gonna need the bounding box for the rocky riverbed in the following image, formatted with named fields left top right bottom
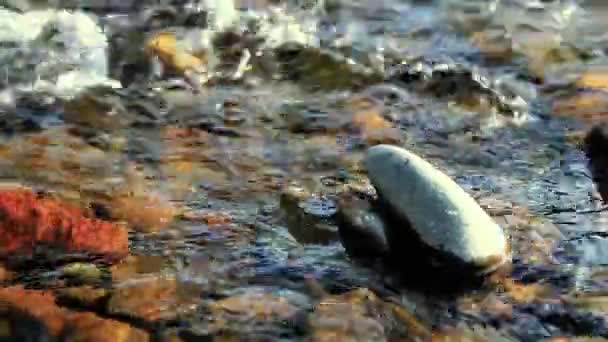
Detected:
left=1, top=0, right=608, bottom=340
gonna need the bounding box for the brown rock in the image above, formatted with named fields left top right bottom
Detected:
left=111, top=255, right=169, bottom=282
left=310, top=288, right=429, bottom=341
left=209, top=292, right=299, bottom=321
left=577, top=68, right=608, bottom=91
left=552, top=91, right=608, bottom=123
left=471, top=29, right=513, bottom=61
left=181, top=210, right=232, bottom=226
left=431, top=324, right=506, bottom=342
left=502, top=279, right=555, bottom=304
left=280, top=184, right=340, bottom=245
left=63, top=90, right=129, bottom=131
left=0, top=265, right=13, bottom=282
left=63, top=311, right=150, bottom=342
left=0, top=286, right=148, bottom=341
left=110, top=194, right=178, bottom=233
left=108, top=276, right=198, bottom=321
left=55, top=286, right=109, bottom=310
left=204, top=289, right=303, bottom=335
left=349, top=97, right=402, bottom=146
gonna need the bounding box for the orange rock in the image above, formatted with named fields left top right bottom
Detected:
left=111, top=255, right=168, bottom=282
left=471, top=30, right=512, bottom=60
left=28, top=135, right=51, bottom=146
left=577, top=69, right=608, bottom=91
left=210, top=292, right=298, bottom=321
left=310, top=288, right=427, bottom=341
left=0, top=286, right=64, bottom=335
left=0, top=189, right=128, bottom=262
left=431, top=324, right=504, bottom=342
left=108, top=276, right=198, bottom=321
left=349, top=97, right=402, bottom=145
left=0, top=286, right=148, bottom=341
left=352, top=109, right=391, bottom=130
left=0, top=265, right=13, bottom=282
left=552, top=91, right=608, bottom=122
left=110, top=194, right=177, bottom=233
left=162, top=127, right=205, bottom=140
left=66, top=311, right=149, bottom=341
left=181, top=210, right=231, bottom=226
left=502, top=279, right=554, bottom=304
left=145, top=32, right=205, bottom=75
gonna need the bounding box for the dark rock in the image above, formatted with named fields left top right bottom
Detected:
left=584, top=123, right=608, bottom=202
left=280, top=184, right=340, bottom=245
left=336, top=192, right=390, bottom=259
left=387, top=59, right=529, bottom=117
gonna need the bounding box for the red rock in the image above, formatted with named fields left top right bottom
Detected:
left=0, top=189, right=128, bottom=262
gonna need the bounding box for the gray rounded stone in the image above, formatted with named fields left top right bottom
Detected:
left=364, top=144, right=510, bottom=273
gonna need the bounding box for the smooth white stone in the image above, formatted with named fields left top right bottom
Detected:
left=365, top=144, right=509, bottom=271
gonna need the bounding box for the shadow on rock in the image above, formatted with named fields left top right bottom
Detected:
left=337, top=192, right=510, bottom=296
left=0, top=309, right=51, bottom=342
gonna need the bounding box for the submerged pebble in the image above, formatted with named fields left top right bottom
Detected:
left=336, top=192, right=390, bottom=259
left=364, top=144, right=510, bottom=274
left=280, top=183, right=340, bottom=245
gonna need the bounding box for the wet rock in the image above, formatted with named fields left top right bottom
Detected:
left=107, top=29, right=151, bottom=88
left=145, top=31, right=210, bottom=90
left=64, top=311, right=151, bottom=341
left=111, top=255, right=170, bottom=282
left=0, top=308, right=52, bottom=341
left=432, top=323, right=509, bottom=342
left=0, top=286, right=149, bottom=341
left=0, top=264, right=13, bottom=283
left=440, top=0, right=497, bottom=33
left=0, top=189, right=129, bottom=263
left=181, top=287, right=308, bottom=338
left=551, top=67, right=608, bottom=121
left=62, top=87, right=129, bottom=130
left=336, top=192, right=390, bottom=259
left=280, top=101, right=340, bottom=134
left=584, top=123, right=608, bottom=202
left=347, top=96, right=403, bottom=146
left=181, top=210, right=232, bottom=226
left=55, top=285, right=110, bottom=309
left=109, top=193, right=178, bottom=233
left=562, top=233, right=608, bottom=267
left=552, top=91, right=608, bottom=122
left=280, top=183, right=340, bottom=245
left=387, top=59, right=529, bottom=118
left=108, top=276, right=198, bottom=322
left=565, top=292, right=608, bottom=313
left=471, top=27, right=513, bottom=61
left=577, top=68, right=608, bottom=92
left=364, top=145, right=510, bottom=274
left=60, top=262, right=104, bottom=285
left=207, top=289, right=302, bottom=327
left=275, top=43, right=382, bottom=91
left=309, top=288, right=428, bottom=341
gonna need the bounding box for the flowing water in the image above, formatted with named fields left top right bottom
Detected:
left=1, top=0, right=608, bottom=340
